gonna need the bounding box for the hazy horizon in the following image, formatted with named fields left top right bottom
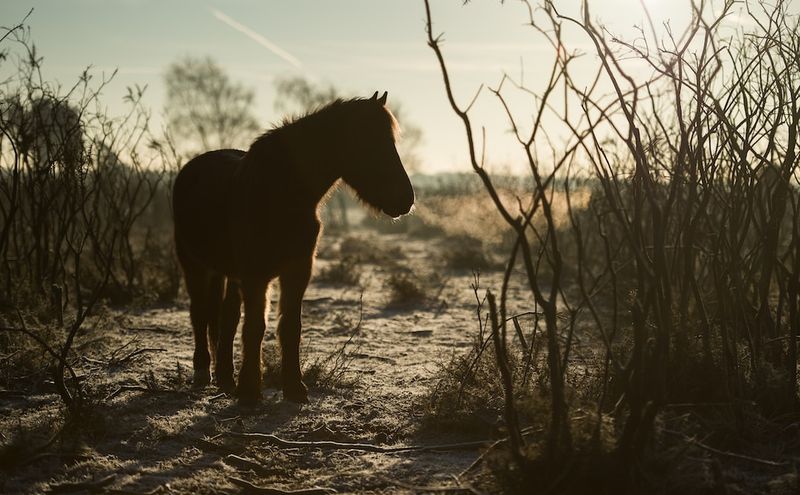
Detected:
left=1, top=0, right=760, bottom=173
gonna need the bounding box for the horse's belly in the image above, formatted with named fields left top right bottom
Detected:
left=230, top=215, right=320, bottom=280
left=175, top=222, right=236, bottom=276
left=173, top=150, right=242, bottom=276
left=174, top=149, right=321, bottom=280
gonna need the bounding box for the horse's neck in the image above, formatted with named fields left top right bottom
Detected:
left=280, top=124, right=343, bottom=204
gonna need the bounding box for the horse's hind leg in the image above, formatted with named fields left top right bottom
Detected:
left=215, top=278, right=241, bottom=393
left=206, top=274, right=225, bottom=362
left=183, top=265, right=214, bottom=388
left=235, top=277, right=270, bottom=405
left=277, top=257, right=312, bottom=403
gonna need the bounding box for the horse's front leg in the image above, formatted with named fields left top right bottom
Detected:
left=235, top=278, right=269, bottom=405
left=278, top=258, right=312, bottom=403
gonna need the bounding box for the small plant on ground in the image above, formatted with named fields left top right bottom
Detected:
left=339, top=235, right=405, bottom=264
left=422, top=279, right=544, bottom=435
left=317, top=256, right=362, bottom=286
left=263, top=298, right=364, bottom=391
left=441, top=234, right=492, bottom=271
left=384, top=271, right=429, bottom=307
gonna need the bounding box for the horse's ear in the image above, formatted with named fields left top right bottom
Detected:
left=370, top=91, right=379, bottom=101
left=378, top=91, right=388, bottom=105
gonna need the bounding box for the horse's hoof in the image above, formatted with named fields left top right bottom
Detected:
left=282, top=382, right=308, bottom=403
left=191, top=371, right=211, bottom=389
left=234, top=385, right=262, bottom=406
left=237, top=395, right=261, bottom=407
left=217, top=382, right=236, bottom=394
left=214, top=375, right=236, bottom=394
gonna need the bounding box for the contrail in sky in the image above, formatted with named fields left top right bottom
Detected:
left=210, top=8, right=303, bottom=69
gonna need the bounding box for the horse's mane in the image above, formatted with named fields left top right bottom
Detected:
left=250, top=97, right=400, bottom=151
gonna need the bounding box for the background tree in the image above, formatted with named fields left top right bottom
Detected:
left=163, top=56, right=260, bottom=156
left=274, top=76, right=339, bottom=113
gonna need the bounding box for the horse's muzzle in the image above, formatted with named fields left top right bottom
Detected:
left=383, top=203, right=413, bottom=218
left=386, top=188, right=415, bottom=217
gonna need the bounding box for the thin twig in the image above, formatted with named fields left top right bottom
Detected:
left=0, top=8, right=32, bottom=44
left=224, top=454, right=278, bottom=475
left=123, top=325, right=176, bottom=334
left=380, top=476, right=480, bottom=494
left=460, top=426, right=540, bottom=477
left=48, top=474, right=116, bottom=493
left=695, top=441, right=789, bottom=467
left=228, top=477, right=336, bottom=495
left=664, top=429, right=790, bottom=467
left=106, top=486, right=164, bottom=495
left=226, top=431, right=495, bottom=453
left=104, top=385, right=187, bottom=402
left=113, top=347, right=167, bottom=365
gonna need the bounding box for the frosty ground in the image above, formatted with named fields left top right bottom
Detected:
left=1, top=227, right=523, bottom=494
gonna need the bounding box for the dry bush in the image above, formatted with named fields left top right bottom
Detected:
left=301, top=337, right=361, bottom=391
left=316, top=256, right=362, bottom=286
left=0, top=30, right=180, bottom=312
left=425, top=0, right=800, bottom=492
left=0, top=25, right=181, bottom=445
left=423, top=342, right=511, bottom=434
left=337, top=234, right=405, bottom=265
left=0, top=317, right=63, bottom=391
left=439, top=234, right=493, bottom=271
left=384, top=271, right=430, bottom=307
left=423, top=308, right=547, bottom=436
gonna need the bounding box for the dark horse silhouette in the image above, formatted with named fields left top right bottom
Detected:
left=173, top=92, right=414, bottom=404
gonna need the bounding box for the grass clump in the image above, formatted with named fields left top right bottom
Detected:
left=263, top=305, right=363, bottom=392
left=316, top=256, right=362, bottom=286
left=384, top=272, right=429, bottom=307
left=441, top=234, right=492, bottom=271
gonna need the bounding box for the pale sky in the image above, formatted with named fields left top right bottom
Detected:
left=0, top=0, right=762, bottom=172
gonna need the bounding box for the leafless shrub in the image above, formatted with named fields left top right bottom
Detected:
left=423, top=342, right=510, bottom=433
left=0, top=29, right=180, bottom=310
left=423, top=277, right=545, bottom=435
left=425, top=0, right=800, bottom=491
left=0, top=25, right=181, bottom=446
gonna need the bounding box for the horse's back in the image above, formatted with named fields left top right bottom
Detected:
left=173, top=149, right=245, bottom=275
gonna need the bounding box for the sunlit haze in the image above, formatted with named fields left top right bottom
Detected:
left=1, top=0, right=749, bottom=172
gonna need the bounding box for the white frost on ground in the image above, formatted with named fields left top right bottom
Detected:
left=1, top=230, right=530, bottom=494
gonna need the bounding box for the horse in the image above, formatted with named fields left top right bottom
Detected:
left=172, top=91, right=414, bottom=405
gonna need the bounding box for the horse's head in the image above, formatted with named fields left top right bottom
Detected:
left=339, top=92, right=415, bottom=218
